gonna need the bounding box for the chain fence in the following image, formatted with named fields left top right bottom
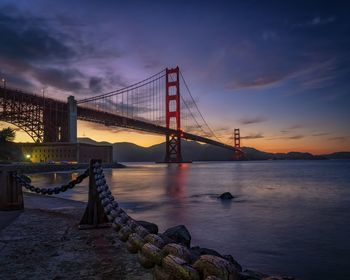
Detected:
left=13, top=163, right=241, bottom=279
left=14, top=168, right=89, bottom=195
left=92, top=162, right=240, bottom=280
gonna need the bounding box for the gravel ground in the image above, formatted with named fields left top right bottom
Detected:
left=0, top=193, right=152, bottom=280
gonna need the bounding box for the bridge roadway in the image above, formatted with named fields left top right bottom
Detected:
left=0, top=87, right=237, bottom=152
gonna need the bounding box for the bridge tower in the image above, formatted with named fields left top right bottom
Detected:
left=234, top=128, right=243, bottom=160
left=164, top=67, right=183, bottom=162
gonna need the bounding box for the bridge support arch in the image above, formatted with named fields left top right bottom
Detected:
left=164, top=67, right=183, bottom=163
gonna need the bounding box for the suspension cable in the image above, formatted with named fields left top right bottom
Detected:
left=179, top=70, right=221, bottom=142
left=78, top=69, right=166, bottom=104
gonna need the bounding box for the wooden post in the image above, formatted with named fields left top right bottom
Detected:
left=0, top=167, right=24, bottom=210
left=79, top=159, right=110, bottom=229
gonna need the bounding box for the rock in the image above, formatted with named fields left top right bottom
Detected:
left=136, top=220, right=158, bottom=234
left=189, top=247, right=242, bottom=272
left=189, top=246, right=221, bottom=263
left=162, top=225, right=191, bottom=248
left=240, top=269, right=269, bottom=280
left=158, top=233, right=176, bottom=245
left=218, top=192, right=234, bottom=200
left=222, top=254, right=242, bottom=272
left=262, top=277, right=295, bottom=280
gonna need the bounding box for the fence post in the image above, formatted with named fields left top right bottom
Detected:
left=79, top=159, right=110, bottom=229
left=0, top=167, right=24, bottom=210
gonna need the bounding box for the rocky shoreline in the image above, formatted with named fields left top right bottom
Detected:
left=0, top=193, right=295, bottom=280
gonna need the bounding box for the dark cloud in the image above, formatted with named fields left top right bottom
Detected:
left=0, top=6, right=125, bottom=95
left=32, top=67, right=84, bottom=92
left=226, top=71, right=291, bottom=90
left=287, top=124, right=304, bottom=130
left=226, top=58, right=345, bottom=91
left=239, top=116, right=266, bottom=125
left=0, top=6, right=86, bottom=93
left=268, top=134, right=305, bottom=140
left=0, top=8, right=76, bottom=63
left=294, top=16, right=337, bottom=28
left=312, top=132, right=331, bottom=137
left=215, top=127, right=230, bottom=132
left=240, top=133, right=264, bottom=140
left=328, top=136, right=347, bottom=141
left=89, top=77, right=103, bottom=93
left=288, top=135, right=304, bottom=140
left=81, top=121, right=138, bottom=134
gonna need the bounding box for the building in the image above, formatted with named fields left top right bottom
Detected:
left=21, top=142, right=113, bottom=164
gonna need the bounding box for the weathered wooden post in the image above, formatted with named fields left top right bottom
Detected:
left=79, top=159, right=109, bottom=229
left=0, top=166, right=24, bottom=210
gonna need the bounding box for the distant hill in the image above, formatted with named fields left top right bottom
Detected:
left=321, top=152, right=350, bottom=160
left=78, top=137, right=350, bottom=162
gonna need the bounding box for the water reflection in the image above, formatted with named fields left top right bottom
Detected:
left=162, top=163, right=189, bottom=228
left=165, top=163, right=188, bottom=201
left=28, top=160, right=350, bottom=280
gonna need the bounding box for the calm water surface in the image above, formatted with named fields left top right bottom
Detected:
left=30, top=160, right=350, bottom=280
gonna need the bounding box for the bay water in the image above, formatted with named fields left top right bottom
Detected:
left=30, top=160, right=350, bottom=280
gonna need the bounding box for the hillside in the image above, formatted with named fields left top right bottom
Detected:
left=78, top=138, right=350, bottom=162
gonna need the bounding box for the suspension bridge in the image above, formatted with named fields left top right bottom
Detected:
left=0, top=67, right=242, bottom=162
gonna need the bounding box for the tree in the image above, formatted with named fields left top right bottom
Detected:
left=0, top=127, right=16, bottom=143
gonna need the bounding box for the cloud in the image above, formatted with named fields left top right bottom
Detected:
left=309, top=16, right=336, bottom=26
left=288, top=135, right=304, bottom=140
left=287, top=124, right=304, bottom=130
left=312, top=132, right=331, bottom=137
left=268, top=134, right=305, bottom=140
left=0, top=6, right=127, bottom=96
left=239, top=116, right=266, bottom=125
left=328, top=136, right=347, bottom=141
left=226, top=72, right=290, bottom=90
left=293, top=16, right=336, bottom=28
left=89, top=77, right=103, bottom=93
left=0, top=8, right=76, bottom=63
left=32, top=67, right=84, bottom=92
left=240, top=133, right=264, bottom=140
left=225, top=55, right=343, bottom=92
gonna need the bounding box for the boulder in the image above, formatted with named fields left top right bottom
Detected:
left=162, top=225, right=191, bottom=248
left=158, top=233, right=176, bottom=245
left=240, top=269, right=269, bottom=280
left=189, top=246, right=221, bottom=263
left=136, top=220, right=158, bottom=234
left=222, top=254, right=242, bottom=272
left=189, top=247, right=242, bottom=272
left=219, top=192, right=234, bottom=200
left=262, top=277, right=295, bottom=280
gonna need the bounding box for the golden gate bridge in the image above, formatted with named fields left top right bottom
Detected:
left=0, top=67, right=242, bottom=162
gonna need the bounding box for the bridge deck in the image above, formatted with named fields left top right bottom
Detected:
left=1, top=87, right=237, bottom=152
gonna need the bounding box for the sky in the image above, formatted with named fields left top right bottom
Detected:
left=0, top=0, right=349, bottom=154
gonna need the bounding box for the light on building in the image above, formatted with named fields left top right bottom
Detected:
left=25, top=154, right=31, bottom=159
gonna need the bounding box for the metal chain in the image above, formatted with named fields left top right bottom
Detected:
left=14, top=168, right=89, bottom=195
